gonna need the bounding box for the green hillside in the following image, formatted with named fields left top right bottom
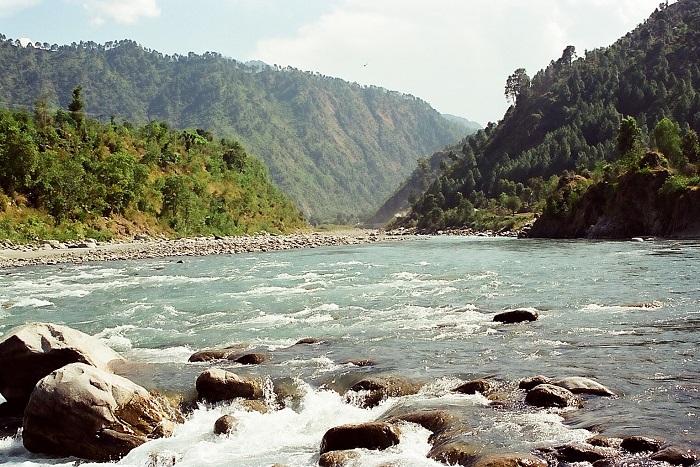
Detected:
left=0, top=95, right=306, bottom=242
left=390, top=0, right=700, bottom=232
left=0, top=37, right=467, bottom=224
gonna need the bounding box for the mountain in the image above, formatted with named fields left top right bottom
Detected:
left=390, top=0, right=700, bottom=231
left=442, top=114, right=482, bottom=133
left=0, top=36, right=468, bottom=224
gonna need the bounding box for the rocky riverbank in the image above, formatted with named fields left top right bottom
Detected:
left=0, top=231, right=399, bottom=269
left=1, top=322, right=698, bottom=465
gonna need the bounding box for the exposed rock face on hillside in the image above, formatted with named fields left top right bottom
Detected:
left=529, top=153, right=700, bottom=239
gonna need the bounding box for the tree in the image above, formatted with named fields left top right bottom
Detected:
left=67, top=86, right=85, bottom=128
left=505, top=68, right=531, bottom=105
left=617, top=116, right=642, bottom=156
left=681, top=127, right=700, bottom=163
left=654, top=117, right=684, bottom=167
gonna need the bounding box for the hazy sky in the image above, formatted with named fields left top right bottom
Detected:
left=1, top=0, right=664, bottom=125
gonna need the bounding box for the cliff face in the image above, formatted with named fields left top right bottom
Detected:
left=529, top=154, right=700, bottom=239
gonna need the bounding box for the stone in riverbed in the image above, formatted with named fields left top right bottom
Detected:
left=650, top=446, right=699, bottom=466
left=620, top=435, right=664, bottom=453
left=453, top=378, right=492, bottom=395
left=553, top=443, right=615, bottom=463
left=195, top=368, right=263, bottom=402
left=551, top=376, right=615, bottom=397
left=493, top=309, right=539, bottom=324
left=0, top=322, right=124, bottom=405
left=22, top=362, right=181, bottom=462
left=319, top=422, right=400, bottom=455
left=345, top=375, right=422, bottom=408
left=213, top=414, right=238, bottom=435
left=233, top=353, right=269, bottom=365
left=473, top=453, right=548, bottom=467
left=318, top=450, right=360, bottom=467
left=525, top=384, right=582, bottom=408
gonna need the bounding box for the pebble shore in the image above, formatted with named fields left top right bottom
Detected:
left=0, top=231, right=401, bottom=269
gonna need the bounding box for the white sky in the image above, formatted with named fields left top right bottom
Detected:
left=0, top=0, right=664, bottom=125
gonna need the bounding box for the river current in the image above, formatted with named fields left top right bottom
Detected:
left=0, top=236, right=698, bottom=466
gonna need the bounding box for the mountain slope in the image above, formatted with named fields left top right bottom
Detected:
left=0, top=37, right=468, bottom=223
left=390, top=0, right=700, bottom=230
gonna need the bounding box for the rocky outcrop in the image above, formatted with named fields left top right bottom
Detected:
left=22, top=362, right=181, bottom=461
left=0, top=322, right=123, bottom=405
left=195, top=368, right=263, bottom=402
left=319, top=422, right=401, bottom=455
left=529, top=154, right=700, bottom=239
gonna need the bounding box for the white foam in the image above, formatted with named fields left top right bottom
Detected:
left=6, top=297, right=54, bottom=308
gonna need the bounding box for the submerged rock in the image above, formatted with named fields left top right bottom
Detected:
left=22, top=363, right=181, bottom=461
left=525, top=384, right=582, bottom=408
left=0, top=322, right=124, bottom=405
left=493, top=309, right=539, bottom=324
left=319, top=422, right=400, bottom=454
left=195, top=368, right=263, bottom=402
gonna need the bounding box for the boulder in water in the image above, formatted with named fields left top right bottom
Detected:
left=196, top=368, right=263, bottom=402
left=233, top=353, right=269, bottom=365
left=0, top=322, right=124, bottom=404
left=493, top=309, right=539, bottom=324
left=473, top=453, right=548, bottom=467
left=620, top=435, right=664, bottom=453
left=346, top=375, right=422, bottom=408
left=525, top=384, right=582, bottom=408
left=318, top=450, right=360, bottom=467
left=551, top=376, right=615, bottom=396
left=650, top=446, right=698, bottom=466
left=453, top=378, right=492, bottom=395
left=213, top=414, right=238, bottom=435
left=22, top=362, right=181, bottom=461
left=319, top=422, right=400, bottom=454
left=519, top=375, right=551, bottom=390
left=553, top=443, right=615, bottom=463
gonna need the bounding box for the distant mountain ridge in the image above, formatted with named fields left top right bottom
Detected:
left=0, top=36, right=469, bottom=223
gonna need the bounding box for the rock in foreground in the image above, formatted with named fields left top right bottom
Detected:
left=0, top=322, right=124, bottom=404
left=22, top=363, right=181, bottom=461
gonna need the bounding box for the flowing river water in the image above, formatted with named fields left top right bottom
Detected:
left=0, top=236, right=698, bottom=466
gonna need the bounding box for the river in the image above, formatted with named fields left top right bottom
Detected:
left=0, top=236, right=698, bottom=466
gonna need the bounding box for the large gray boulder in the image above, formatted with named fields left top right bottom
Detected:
left=0, top=322, right=123, bottom=404
left=22, top=363, right=181, bottom=461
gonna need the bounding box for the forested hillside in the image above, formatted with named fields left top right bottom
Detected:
left=0, top=37, right=468, bottom=223
left=0, top=92, right=306, bottom=242
left=390, top=0, right=700, bottom=231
